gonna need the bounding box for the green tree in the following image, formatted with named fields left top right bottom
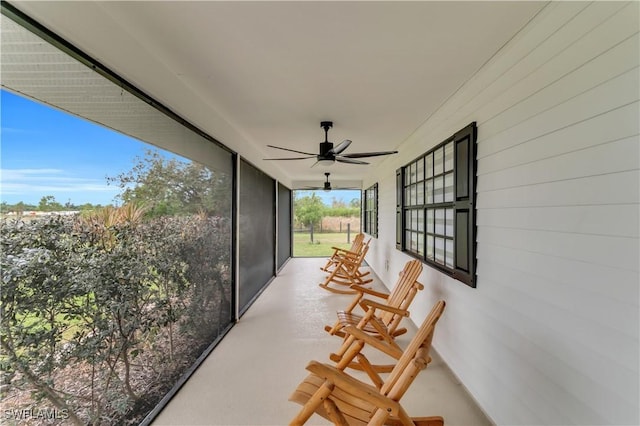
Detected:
left=15, top=202, right=23, bottom=215
left=294, top=192, right=325, bottom=242
left=38, top=195, right=63, bottom=212
left=78, top=202, right=96, bottom=212
left=107, top=149, right=231, bottom=217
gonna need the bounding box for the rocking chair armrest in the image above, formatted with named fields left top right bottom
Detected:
left=331, top=247, right=359, bottom=256
left=342, top=325, right=404, bottom=359
left=305, top=360, right=400, bottom=416
left=361, top=299, right=410, bottom=317
left=349, top=285, right=389, bottom=300
left=336, top=252, right=361, bottom=262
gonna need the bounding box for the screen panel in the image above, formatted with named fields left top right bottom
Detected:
left=239, top=159, right=275, bottom=314
left=0, top=10, right=235, bottom=425
left=277, top=182, right=292, bottom=270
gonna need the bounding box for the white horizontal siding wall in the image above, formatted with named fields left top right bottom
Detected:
left=368, top=2, right=639, bottom=425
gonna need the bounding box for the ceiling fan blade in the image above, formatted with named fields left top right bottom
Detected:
left=263, top=156, right=315, bottom=160
left=336, top=157, right=369, bottom=165
left=328, top=139, right=352, bottom=155
left=266, top=144, right=316, bottom=156
left=341, top=150, right=398, bottom=159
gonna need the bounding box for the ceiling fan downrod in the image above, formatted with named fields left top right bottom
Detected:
left=320, top=121, right=333, bottom=140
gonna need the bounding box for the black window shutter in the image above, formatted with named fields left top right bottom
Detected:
left=361, top=190, right=366, bottom=234
left=453, top=122, right=477, bottom=287
left=396, top=168, right=403, bottom=249
left=373, top=183, right=378, bottom=238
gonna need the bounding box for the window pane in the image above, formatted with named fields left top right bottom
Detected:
left=406, top=231, right=413, bottom=251
left=426, top=235, right=434, bottom=260
left=426, top=179, right=433, bottom=204
left=416, top=157, right=424, bottom=182
left=444, top=172, right=454, bottom=202
left=416, top=181, right=424, bottom=205
left=435, top=237, right=445, bottom=264
left=405, top=210, right=413, bottom=230
left=411, top=184, right=417, bottom=206
left=417, top=209, right=424, bottom=232
left=434, top=146, right=444, bottom=175
left=435, top=208, right=445, bottom=235
left=426, top=209, right=434, bottom=233
left=445, top=208, right=454, bottom=237
left=434, top=175, right=444, bottom=203
left=405, top=187, right=412, bottom=207
left=418, top=232, right=424, bottom=256
left=409, top=162, right=417, bottom=184
left=425, top=153, right=433, bottom=178
left=446, top=239, right=454, bottom=268
left=412, top=232, right=418, bottom=252
left=444, top=141, right=454, bottom=172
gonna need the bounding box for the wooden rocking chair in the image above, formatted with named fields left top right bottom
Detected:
left=322, top=233, right=367, bottom=273
left=319, top=239, right=372, bottom=294
left=324, top=259, right=424, bottom=372
left=324, top=259, right=424, bottom=337
left=289, top=300, right=446, bottom=426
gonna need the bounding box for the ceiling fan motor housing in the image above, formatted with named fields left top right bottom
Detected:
left=319, top=121, right=335, bottom=159
left=319, top=141, right=335, bottom=158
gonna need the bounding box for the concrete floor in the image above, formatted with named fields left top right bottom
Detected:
left=152, top=257, right=492, bottom=426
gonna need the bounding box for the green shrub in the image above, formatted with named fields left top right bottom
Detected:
left=1, top=211, right=231, bottom=425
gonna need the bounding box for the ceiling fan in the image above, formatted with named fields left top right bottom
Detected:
left=302, top=173, right=358, bottom=192
left=264, top=121, right=398, bottom=166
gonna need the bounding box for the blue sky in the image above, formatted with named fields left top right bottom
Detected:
left=295, top=189, right=360, bottom=207
left=1, top=89, right=149, bottom=206
left=1, top=89, right=360, bottom=207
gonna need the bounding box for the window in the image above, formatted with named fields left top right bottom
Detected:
left=396, top=123, right=477, bottom=287
left=363, top=183, right=378, bottom=238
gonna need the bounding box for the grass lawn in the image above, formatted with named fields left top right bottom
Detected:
left=293, top=232, right=355, bottom=257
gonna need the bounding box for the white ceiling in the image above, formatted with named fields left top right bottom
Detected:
left=9, top=1, right=546, bottom=188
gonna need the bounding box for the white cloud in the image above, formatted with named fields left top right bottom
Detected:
left=1, top=169, right=65, bottom=179
left=0, top=168, right=117, bottom=203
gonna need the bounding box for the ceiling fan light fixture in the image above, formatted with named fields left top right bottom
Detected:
left=317, top=159, right=334, bottom=166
